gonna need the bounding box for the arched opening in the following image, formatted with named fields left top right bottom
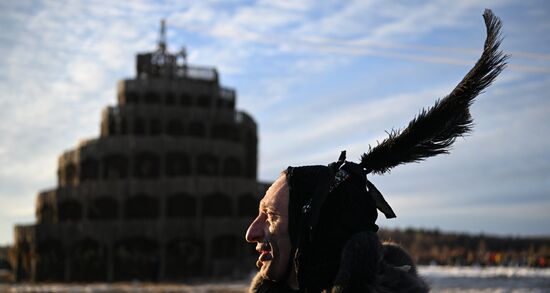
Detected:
left=88, top=196, right=118, bottom=220
left=202, top=193, right=232, bottom=217
left=210, top=234, right=239, bottom=276
left=212, top=124, right=239, bottom=141
left=197, top=153, right=218, bottom=176
left=166, top=193, right=196, bottom=218
left=197, top=95, right=211, bottom=108
left=102, top=154, right=128, bottom=179
left=188, top=121, right=205, bottom=137
left=15, top=240, right=31, bottom=281
left=124, top=194, right=159, bottom=219
left=238, top=194, right=258, bottom=218
left=165, top=92, right=175, bottom=105
left=80, top=158, right=99, bottom=181
left=229, top=126, right=239, bottom=141
left=70, top=239, right=106, bottom=282
left=64, top=163, right=77, bottom=185
left=108, top=119, right=116, bottom=135
left=36, top=239, right=65, bottom=281
left=165, top=238, right=203, bottom=279
left=211, top=235, right=238, bottom=259
left=58, top=199, right=82, bottom=222
left=114, top=237, right=159, bottom=281
left=166, top=119, right=184, bottom=136
left=144, top=92, right=160, bottom=104
left=222, top=157, right=242, bottom=176
left=38, top=202, right=55, bottom=223
left=120, top=117, right=128, bottom=135
left=180, top=94, right=192, bottom=106
left=150, top=118, right=161, bottom=135
left=212, top=124, right=224, bottom=139
left=125, top=91, right=139, bottom=104
left=165, top=152, right=190, bottom=177
left=133, top=117, right=146, bottom=135
left=133, top=152, right=160, bottom=178
left=244, top=131, right=258, bottom=178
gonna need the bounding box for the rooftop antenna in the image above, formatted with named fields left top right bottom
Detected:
left=179, top=46, right=187, bottom=64
left=158, top=19, right=166, bottom=52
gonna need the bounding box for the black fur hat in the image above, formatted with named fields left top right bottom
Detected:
left=284, top=9, right=507, bottom=292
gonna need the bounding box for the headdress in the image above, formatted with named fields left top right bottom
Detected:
left=285, top=9, right=508, bottom=291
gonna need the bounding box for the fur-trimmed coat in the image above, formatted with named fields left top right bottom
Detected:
left=249, top=232, right=429, bottom=293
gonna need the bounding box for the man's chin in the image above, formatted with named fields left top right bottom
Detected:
left=260, top=261, right=286, bottom=282
left=259, top=262, right=273, bottom=278
left=259, top=260, right=270, bottom=274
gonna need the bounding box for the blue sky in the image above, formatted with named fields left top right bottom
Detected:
left=0, top=0, right=549, bottom=245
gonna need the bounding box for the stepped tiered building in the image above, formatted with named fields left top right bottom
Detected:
left=13, top=23, right=264, bottom=282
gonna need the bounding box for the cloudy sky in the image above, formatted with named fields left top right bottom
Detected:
left=1, top=0, right=549, bottom=245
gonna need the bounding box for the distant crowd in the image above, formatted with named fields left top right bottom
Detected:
left=378, top=228, right=549, bottom=268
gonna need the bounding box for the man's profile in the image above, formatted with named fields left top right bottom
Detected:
left=245, top=9, right=507, bottom=293
left=246, top=174, right=297, bottom=289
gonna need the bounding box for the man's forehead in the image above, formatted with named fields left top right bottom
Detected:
left=260, top=174, right=288, bottom=211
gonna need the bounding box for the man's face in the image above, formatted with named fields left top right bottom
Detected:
left=245, top=174, right=292, bottom=282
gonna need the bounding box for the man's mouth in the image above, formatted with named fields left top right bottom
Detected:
left=256, top=242, right=273, bottom=266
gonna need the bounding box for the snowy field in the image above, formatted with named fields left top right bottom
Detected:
left=1, top=266, right=548, bottom=292
left=419, top=266, right=550, bottom=293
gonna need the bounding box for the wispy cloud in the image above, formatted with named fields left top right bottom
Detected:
left=1, top=0, right=549, bottom=244
left=0, top=1, right=168, bottom=245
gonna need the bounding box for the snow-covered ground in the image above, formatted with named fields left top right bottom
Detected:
left=1, top=266, right=548, bottom=292
left=419, top=265, right=550, bottom=293
left=0, top=281, right=249, bottom=293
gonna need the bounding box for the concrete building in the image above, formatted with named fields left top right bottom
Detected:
left=12, top=22, right=264, bottom=282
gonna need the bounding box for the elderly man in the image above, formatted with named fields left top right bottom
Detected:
left=246, top=9, right=506, bottom=293
left=246, top=174, right=296, bottom=289
left=246, top=162, right=430, bottom=292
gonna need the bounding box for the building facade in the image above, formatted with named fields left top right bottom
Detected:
left=13, top=25, right=263, bottom=282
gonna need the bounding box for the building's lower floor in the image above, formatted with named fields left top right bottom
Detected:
left=13, top=219, right=257, bottom=282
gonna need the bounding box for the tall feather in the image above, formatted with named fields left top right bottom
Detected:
left=360, top=9, right=508, bottom=175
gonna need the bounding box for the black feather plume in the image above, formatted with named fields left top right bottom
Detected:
left=361, top=9, right=508, bottom=175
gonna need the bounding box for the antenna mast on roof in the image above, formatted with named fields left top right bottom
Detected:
left=159, top=19, right=167, bottom=52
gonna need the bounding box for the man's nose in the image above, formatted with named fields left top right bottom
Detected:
left=245, top=215, right=263, bottom=243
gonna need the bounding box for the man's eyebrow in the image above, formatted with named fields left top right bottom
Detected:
left=259, top=201, right=276, bottom=213
left=259, top=201, right=269, bottom=211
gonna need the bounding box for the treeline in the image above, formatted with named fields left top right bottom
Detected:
left=378, top=228, right=549, bottom=267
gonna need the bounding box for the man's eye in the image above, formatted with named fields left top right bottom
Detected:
left=268, top=212, right=280, bottom=220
